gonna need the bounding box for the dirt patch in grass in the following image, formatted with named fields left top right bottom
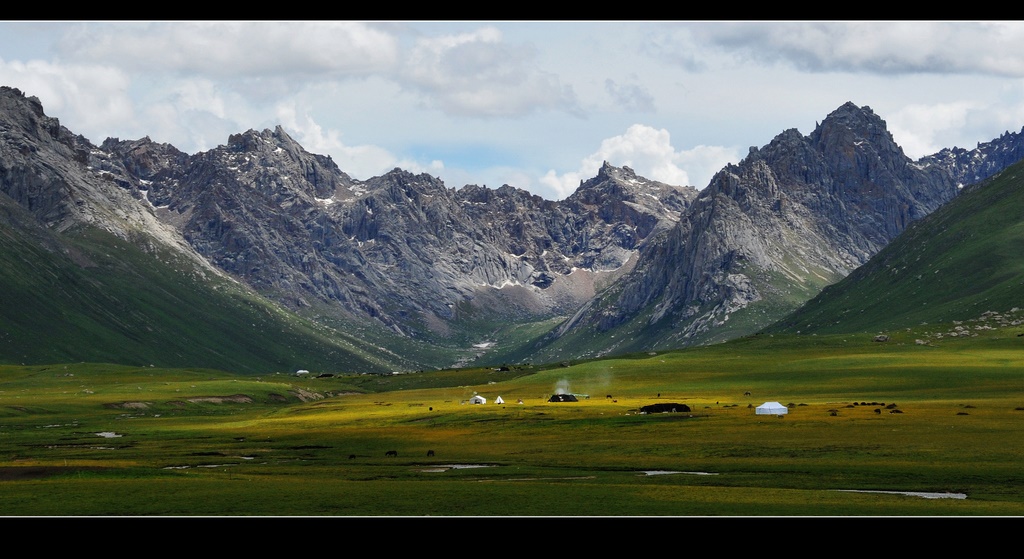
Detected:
left=103, top=401, right=151, bottom=409
left=289, top=388, right=324, bottom=402
left=186, top=394, right=254, bottom=404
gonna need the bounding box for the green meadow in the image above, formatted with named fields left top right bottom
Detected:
left=1, top=331, right=1022, bottom=516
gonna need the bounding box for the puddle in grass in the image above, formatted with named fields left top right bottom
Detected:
left=162, top=463, right=239, bottom=470
left=836, top=489, right=967, bottom=500
left=636, top=471, right=965, bottom=499
left=640, top=470, right=718, bottom=476
left=418, top=464, right=498, bottom=473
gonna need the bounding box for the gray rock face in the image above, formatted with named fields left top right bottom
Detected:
left=918, top=126, right=1024, bottom=188
left=5, top=85, right=1023, bottom=369
left=0, top=86, right=126, bottom=231
left=99, top=125, right=696, bottom=343
left=544, top=103, right=962, bottom=355
left=0, top=86, right=207, bottom=262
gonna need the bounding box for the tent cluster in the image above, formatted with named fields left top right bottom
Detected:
left=469, top=394, right=790, bottom=414
left=469, top=395, right=506, bottom=404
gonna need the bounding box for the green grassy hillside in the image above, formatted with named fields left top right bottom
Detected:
left=0, top=205, right=408, bottom=375
left=769, top=159, right=1024, bottom=335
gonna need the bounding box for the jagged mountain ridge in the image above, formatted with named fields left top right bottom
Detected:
left=2, top=85, right=699, bottom=368
left=0, top=87, right=405, bottom=373
left=528, top=102, right=965, bottom=361
left=918, top=126, right=1024, bottom=188
left=4, top=84, right=1024, bottom=371
left=100, top=128, right=697, bottom=345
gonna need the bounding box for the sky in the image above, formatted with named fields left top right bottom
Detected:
left=3, top=20, right=1024, bottom=200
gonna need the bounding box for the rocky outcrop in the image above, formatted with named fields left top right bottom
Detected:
left=541, top=103, right=961, bottom=356
left=918, top=126, right=1024, bottom=188
left=101, top=123, right=696, bottom=344
left=0, top=86, right=209, bottom=261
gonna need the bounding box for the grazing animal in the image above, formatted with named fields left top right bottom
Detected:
left=385, top=450, right=398, bottom=457
left=874, top=409, right=881, bottom=414
left=427, top=450, right=435, bottom=457
left=744, top=391, right=751, bottom=396
left=349, top=454, right=356, bottom=459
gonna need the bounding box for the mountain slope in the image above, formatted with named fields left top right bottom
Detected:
left=767, top=157, right=1024, bottom=335
left=105, top=127, right=696, bottom=364
left=1, top=85, right=698, bottom=371
left=6, top=84, right=1024, bottom=372
left=0, top=211, right=402, bottom=373
left=525, top=103, right=960, bottom=361
left=0, top=86, right=406, bottom=374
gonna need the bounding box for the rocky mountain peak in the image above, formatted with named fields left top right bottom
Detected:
left=593, top=160, right=638, bottom=182
left=816, top=101, right=885, bottom=132
left=0, top=86, right=31, bottom=111
left=0, top=86, right=87, bottom=159
left=537, top=101, right=964, bottom=361
left=0, top=86, right=45, bottom=121
left=811, top=102, right=905, bottom=160
left=573, top=161, right=690, bottom=203
left=221, top=126, right=299, bottom=157
left=99, top=136, right=189, bottom=184
left=369, top=167, right=451, bottom=201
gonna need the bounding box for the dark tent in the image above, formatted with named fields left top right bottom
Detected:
left=548, top=393, right=579, bottom=402
left=640, top=403, right=691, bottom=414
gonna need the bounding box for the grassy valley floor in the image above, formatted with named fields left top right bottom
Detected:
left=1, top=331, right=1023, bottom=516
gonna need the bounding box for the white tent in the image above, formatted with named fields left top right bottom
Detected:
left=494, top=396, right=505, bottom=404
left=756, top=401, right=788, bottom=415
left=469, top=395, right=487, bottom=404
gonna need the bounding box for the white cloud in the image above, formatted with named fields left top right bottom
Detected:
left=685, top=21, right=1024, bottom=77
left=0, top=56, right=260, bottom=152
left=887, top=102, right=978, bottom=159
left=7, top=21, right=1024, bottom=202
left=0, top=57, right=135, bottom=142
left=57, top=22, right=399, bottom=78
left=275, top=104, right=395, bottom=180
left=123, top=78, right=263, bottom=153
left=275, top=103, right=445, bottom=181
left=401, top=26, right=580, bottom=118
left=605, top=78, right=655, bottom=112
left=540, top=124, right=740, bottom=199
left=168, top=79, right=229, bottom=119
left=885, top=96, right=1024, bottom=159
left=673, top=144, right=740, bottom=189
